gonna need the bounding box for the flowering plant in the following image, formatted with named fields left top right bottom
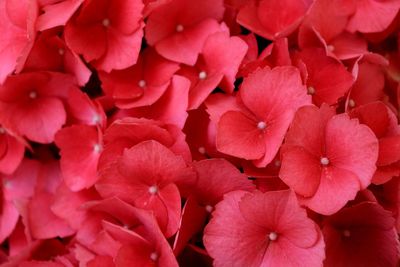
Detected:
left=0, top=0, right=400, bottom=266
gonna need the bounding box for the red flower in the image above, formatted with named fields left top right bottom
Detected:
left=347, top=56, right=386, bottom=109
left=349, top=101, right=400, bottom=184
left=24, top=29, right=91, bottom=86
left=65, top=0, right=144, bottom=72
left=98, top=117, right=192, bottom=172
left=145, top=0, right=225, bottom=65
left=99, top=48, right=180, bottom=109
left=178, top=29, right=248, bottom=109
left=88, top=197, right=179, bottom=266
left=322, top=202, right=399, bottom=267
left=173, top=158, right=255, bottom=255
left=0, top=72, right=78, bottom=143
left=280, top=104, right=379, bottom=215
left=295, top=48, right=354, bottom=106
left=97, top=140, right=196, bottom=237
left=115, top=75, right=191, bottom=129
left=204, top=190, right=325, bottom=267
left=207, top=66, right=310, bottom=167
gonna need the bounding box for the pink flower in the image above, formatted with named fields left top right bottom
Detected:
left=0, top=72, right=78, bottom=143
left=96, top=140, right=196, bottom=237
left=280, top=104, right=379, bottom=214
left=204, top=190, right=325, bottom=267
left=207, top=66, right=310, bottom=167
left=295, top=48, right=354, bottom=106
left=145, top=0, right=225, bottom=65
left=322, top=202, right=399, bottom=267
left=65, top=0, right=144, bottom=72
left=99, top=48, right=180, bottom=109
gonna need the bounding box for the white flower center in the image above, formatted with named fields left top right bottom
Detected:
left=150, top=252, right=158, bottom=261
left=93, top=144, right=102, bottom=153
left=102, top=18, right=110, bottom=27
left=29, top=91, right=37, bottom=99
left=58, top=48, right=65, bottom=55
left=205, top=205, right=213, bottom=213
left=138, top=80, right=146, bottom=88
left=0, top=127, right=5, bottom=134
left=92, top=114, right=101, bottom=124
left=274, top=160, right=281, bottom=167
left=198, top=71, right=207, bottom=80
left=343, top=229, right=351, bottom=237
left=198, top=146, right=206, bottom=154
left=149, top=185, right=158, bottom=195
left=257, top=121, right=267, bottom=130
left=320, top=157, right=330, bottom=166
left=307, top=86, right=315, bottom=95
left=176, top=24, right=184, bottom=32
left=349, top=99, right=355, bottom=108
left=268, top=232, right=278, bottom=241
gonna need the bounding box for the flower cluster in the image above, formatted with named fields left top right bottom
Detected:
left=1, top=0, right=400, bottom=266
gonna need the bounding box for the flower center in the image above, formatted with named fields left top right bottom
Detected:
left=320, top=157, right=330, bottom=166
left=205, top=205, right=213, bottom=213
left=257, top=121, right=267, bottom=130
left=29, top=91, right=37, bottom=99
left=149, top=185, right=158, bottom=195
left=176, top=24, right=184, bottom=32
left=198, top=71, right=207, bottom=80
left=274, top=160, right=281, bottom=167
left=343, top=229, right=351, bottom=237
left=327, top=45, right=335, bottom=52
left=102, top=18, right=111, bottom=27
left=93, top=144, right=102, bottom=153
left=0, top=127, right=5, bottom=134
left=198, top=146, right=206, bottom=154
left=58, top=48, right=65, bottom=55
left=150, top=252, right=158, bottom=261
left=268, top=232, right=278, bottom=241
left=307, top=86, right=315, bottom=95
left=138, top=79, right=146, bottom=88
left=349, top=99, right=355, bottom=108
left=92, top=114, right=101, bottom=124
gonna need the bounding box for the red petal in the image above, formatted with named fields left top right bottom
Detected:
left=216, top=111, right=265, bottom=160
left=55, top=125, right=101, bottom=191
left=36, top=0, right=84, bottom=31
left=300, top=166, right=361, bottom=215
left=326, top=113, right=379, bottom=189
left=347, top=0, right=400, bottom=33
left=280, top=146, right=321, bottom=197
left=27, top=192, right=74, bottom=239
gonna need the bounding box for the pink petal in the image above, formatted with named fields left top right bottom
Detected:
left=347, top=0, right=400, bottom=33
left=27, top=192, right=74, bottom=239
left=216, top=110, right=265, bottom=160
left=280, top=146, right=321, bottom=197
left=300, top=166, right=361, bottom=215
left=36, top=0, right=84, bottom=31
left=55, top=125, right=101, bottom=191
left=326, top=113, right=379, bottom=189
